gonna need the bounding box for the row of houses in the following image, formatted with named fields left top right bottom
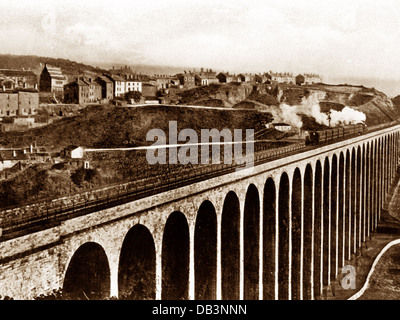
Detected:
left=269, top=72, right=323, bottom=85
left=63, top=73, right=159, bottom=104
left=179, top=70, right=323, bottom=87
left=0, top=69, right=38, bottom=91
left=295, top=73, right=323, bottom=85
left=0, top=64, right=323, bottom=106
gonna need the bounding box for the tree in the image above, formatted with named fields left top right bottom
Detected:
left=71, top=167, right=86, bottom=186
left=125, top=90, right=142, bottom=103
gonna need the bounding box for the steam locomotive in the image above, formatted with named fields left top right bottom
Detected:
left=306, top=123, right=366, bottom=145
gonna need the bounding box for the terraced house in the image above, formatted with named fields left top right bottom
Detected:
left=106, top=74, right=126, bottom=97
left=125, top=74, right=142, bottom=93
left=96, top=75, right=114, bottom=101
left=64, top=77, right=102, bottom=104
left=194, top=68, right=219, bottom=86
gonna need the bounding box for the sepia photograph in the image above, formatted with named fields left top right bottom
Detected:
left=1, top=0, right=400, bottom=309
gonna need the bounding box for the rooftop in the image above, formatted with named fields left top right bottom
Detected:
left=108, top=74, right=125, bottom=82
left=96, top=75, right=113, bottom=83
left=44, top=64, right=66, bottom=80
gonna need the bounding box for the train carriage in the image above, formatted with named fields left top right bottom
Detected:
left=306, top=123, right=366, bottom=145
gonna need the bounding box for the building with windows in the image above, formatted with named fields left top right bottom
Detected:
left=64, top=79, right=89, bottom=104
left=194, top=68, right=219, bottom=86
left=125, top=74, right=142, bottom=93
left=216, top=72, right=234, bottom=84
left=96, top=75, right=114, bottom=101
left=105, top=74, right=126, bottom=97
left=238, top=73, right=257, bottom=83
left=303, top=73, right=322, bottom=85
left=39, top=64, right=67, bottom=93
left=270, top=72, right=295, bottom=84
left=0, top=89, right=39, bottom=117
left=64, top=77, right=102, bottom=104
left=176, top=72, right=196, bottom=88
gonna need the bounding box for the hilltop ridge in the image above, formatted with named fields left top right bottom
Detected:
left=0, top=54, right=107, bottom=79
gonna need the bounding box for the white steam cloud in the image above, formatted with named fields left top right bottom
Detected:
left=273, top=93, right=366, bottom=129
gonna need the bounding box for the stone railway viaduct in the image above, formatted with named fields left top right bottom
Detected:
left=0, top=125, right=399, bottom=300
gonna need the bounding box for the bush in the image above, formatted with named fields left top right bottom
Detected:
left=71, top=167, right=100, bottom=186
left=71, top=167, right=86, bottom=186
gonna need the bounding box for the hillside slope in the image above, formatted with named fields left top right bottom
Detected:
left=172, top=82, right=399, bottom=127
left=0, top=54, right=106, bottom=79
left=0, top=104, right=265, bottom=150
left=276, top=84, right=399, bottom=126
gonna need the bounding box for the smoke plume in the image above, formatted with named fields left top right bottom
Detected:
left=273, top=93, right=366, bottom=129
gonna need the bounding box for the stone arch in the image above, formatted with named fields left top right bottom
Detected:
left=390, top=134, right=394, bottom=182
left=291, top=168, right=302, bottom=300
left=394, top=133, right=397, bottom=174
left=345, top=149, right=351, bottom=260
left=373, top=140, right=378, bottom=231
left=330, top=154, right=338, bottom=281
left=63, top=242, right=111, bottom=300
left=278, top=171, right=290, bottom=300
left=356, top=145, right=362, bottom=250
left=322, top=157, right=330, bottom=288
left=338, top=152, right=345, bottom=268
left=303, top=164, right=313, bottom=300
left=389, top=133, right=393, bottom=187
left=244, top=183, right=260, bottom=300
left=351, top=147, right=356, bottom=255
left=313, top=160, right=322, bottom=298
left=387, top=135, right=390, bottom=193
left=162, top=211, right=190, bottom=300
left=118, top=224, right=156, bottom=300
left=221, top=191, right=240, bottom=300
left=384, top=136, right=388, bottom=194
left=361, top=144, right=366, bottom=243
left=194, top=200, right=217, bottom=300
left=394, top=132, right=396, bottom=172
left=263, top=177, right=276, bottom=300
left=378, top=138, right=382, bottom=223
left=365, top=143, right=370, bottom=239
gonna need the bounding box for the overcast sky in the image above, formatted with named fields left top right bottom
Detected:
left=2, top=0, right=400, bottom=86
